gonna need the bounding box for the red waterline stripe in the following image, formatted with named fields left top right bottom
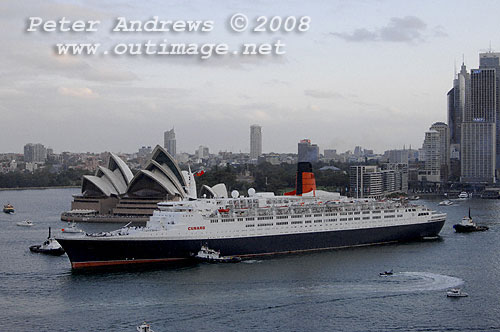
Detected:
left=71, top=257, right=187, bottom=269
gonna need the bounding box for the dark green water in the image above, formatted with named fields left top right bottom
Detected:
left=1, top=188, right=499, bottom=332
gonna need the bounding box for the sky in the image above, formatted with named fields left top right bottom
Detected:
left=1, top=0, right=500, bottom=155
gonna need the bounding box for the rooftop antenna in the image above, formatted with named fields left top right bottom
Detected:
left=489, top=40, right=492, bottom=53
left=462, top=53, right=465, bottom=65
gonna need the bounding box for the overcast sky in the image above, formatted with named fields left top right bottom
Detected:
left=1, top=0, right=499, bottom=155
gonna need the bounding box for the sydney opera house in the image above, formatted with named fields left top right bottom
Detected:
left=61, top=145, right=225, bottom=223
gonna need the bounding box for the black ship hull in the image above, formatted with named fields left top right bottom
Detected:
left=453, top=224, right=489, bottom=233
left=57, top=220, right=445, bottom=269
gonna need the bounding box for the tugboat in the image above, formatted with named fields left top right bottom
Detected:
left=29, top=228, right=65, bottom=256
left=447, top=288, right=468, bottom=297
left=137, top=322, right=155, bottom=332
left=379, top=269, right=394, bottom=276
left=195, top=245, right=241, bottom=263
left=453, top=209, right=489, bottom=233
left=3, top=203, right=15, bottom=214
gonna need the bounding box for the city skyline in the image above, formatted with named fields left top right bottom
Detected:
left=2, top=1, right=500, bottom=154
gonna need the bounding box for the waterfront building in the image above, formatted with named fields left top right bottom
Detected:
left=23, top=143, right=47, bottom=163
left=349, top=165, right=407, bottom=198
left=350, top=166, right=382, bottom=198
left=250, top=125, right=262, bottom=160
left=430, top=122, right=450, bottom=181
left=419, top=130, right=441, bottom=183
left=164, top=128, right=176, bottom=157
left=461, top=67, right=496, bottom=183
left=298, top=139, right=319, bottom=163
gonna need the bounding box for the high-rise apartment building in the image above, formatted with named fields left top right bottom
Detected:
left=163, top=128, right=176, bottom=157
left=421, top=130, right=441, bottom=183
left=250, top=125, right=262, bottom=160
left=23, top=143, right=47, bottom=163
left=461, top=68, right=496, bottom=183
left=430, top=122, right=450, bottom=181
left=298, top=139, right=319, bottom=163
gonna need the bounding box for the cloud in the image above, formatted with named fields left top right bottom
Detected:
left=331, top=16, right=444, bottom=44
left=58, top=87, right=98, bottom=98
left=304, top=89, right=345, bottom=99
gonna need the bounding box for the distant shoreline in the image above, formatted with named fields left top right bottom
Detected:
left=0, top=186, right=80, bottom=191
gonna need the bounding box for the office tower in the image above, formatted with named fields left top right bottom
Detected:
left=250, top=125, right=262, bottom=159
left=324, top=149, right=337, bottom=160
left=163, top=128, right=176, bottom=156
left=461, top=68, right=496, bottom=183
left=298, top=139, right=319, bottom=163
left=479, top=52, right=500, bottom=169
left=448, top=62, right=470, bottom=151
left=430, top=122, right=450, bottom=181
left=23, top=143, right=47, bottom=163
left=422, top=130, right=441, bottom=183
left=197, top=146, right=209, bottom=159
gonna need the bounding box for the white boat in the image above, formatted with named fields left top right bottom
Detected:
left=137, top=322, right=154, bottom=332
left=447, top=288, right=468, bottom=297
left=438, top=200, right=453, bottom=206
left=458, top=192, right=470, bottom=199
left=16, top=219, right=33, bottom=227
left=61, top=222, right=84, bottom=234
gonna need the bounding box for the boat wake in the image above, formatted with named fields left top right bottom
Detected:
left=394, top=272, right=463, bottom=292
left=293, top=272, right=464, bottom=298
left=242, top=259, right=262, bottom=264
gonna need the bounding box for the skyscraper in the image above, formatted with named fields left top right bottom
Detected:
left=430, top=122, right=450, bottom=181
left=479, top=52, right=500, bottom=170
left=23, top=143, right=47, bottom=163
left=298, top=139, right=319, bottom=163
left=461, top=68, right=496, bottom=183
left=163, top=128, right=176, bottom=157
left=448, top=62, right=470, bottom=150
left=422, top=130, right=441, bottom=183
left=250, top=125, right=262, bottom=160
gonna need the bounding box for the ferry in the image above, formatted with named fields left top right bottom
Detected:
left=3, top=203, right=15, bottom=214
left=57, top=163, right=446, bottom=269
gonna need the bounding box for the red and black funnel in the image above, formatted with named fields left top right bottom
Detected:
left=284, top=162, right=317, bottom=196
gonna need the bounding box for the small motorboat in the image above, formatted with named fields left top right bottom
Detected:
left=379, top=269, right=394, bottom=276
left=438, top=200, right=453, bottom=206
left=3, top=203, right=15, bottom=214
left=447, top=288, right=468, bottom=297
left=453, top=209, right=489, bottom=233
left=409, top=196, right=420, bottom=201
left=195, top=245, right=241, bottom=263
left=458, top=191, right=470, bottom=199
left=61, top=222, right=84, bottom=234
left=29, top=227, right=65, bottom=256
left=16, top=219, right=33, bottom=227
left=137, top=322, right=155, bottom=332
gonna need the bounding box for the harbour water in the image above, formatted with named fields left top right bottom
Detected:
left=1, top=188, right=500, bottom=332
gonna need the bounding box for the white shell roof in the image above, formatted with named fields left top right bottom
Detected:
left=82, top=175, right=118, bottom=197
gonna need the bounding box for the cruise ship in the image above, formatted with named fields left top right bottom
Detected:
left=57, top=162, right=446, bottom=269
